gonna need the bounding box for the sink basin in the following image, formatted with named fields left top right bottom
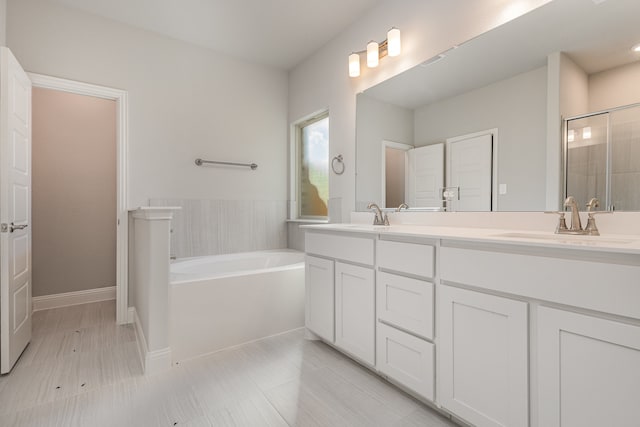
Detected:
left=493, top=232, right=634, bottom=245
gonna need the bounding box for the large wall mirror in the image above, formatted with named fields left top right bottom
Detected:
left=355, top=0, right=640, bottom=212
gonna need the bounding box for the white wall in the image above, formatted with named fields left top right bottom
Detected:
left=414, top=67, right=547, bottom=211
left=546, top=52, right=589, bottom=210
left=589, top=61, right=640, bottom=111
left=288, top=0, right=551, bottom=222
left=0, top=0, right=6, bottom=46
left=355, top=93, right=413, bottom=208
left=7, top=0, right=288, bottom=209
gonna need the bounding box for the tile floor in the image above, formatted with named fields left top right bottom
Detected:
left=0, top=300, right=457, bottom=426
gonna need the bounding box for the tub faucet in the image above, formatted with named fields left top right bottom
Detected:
left=367, top=203, right=389, bottom=226
left=563, top=196, right=583, bottom=233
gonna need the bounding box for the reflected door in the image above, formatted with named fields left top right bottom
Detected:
left=0, top=47, right=32, bottom=373
left=446, top=133, right=493, bottom=211
left=407, top=143, right=444, bottom=208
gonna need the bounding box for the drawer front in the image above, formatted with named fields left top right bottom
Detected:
left=306, top=232, right=374, bottom=266
left=377, top=272, right=434, bottom=339
left=377, top=322, right=434, bottom=401
left=441, top=245, right=640, bottom=320
left=377, top=240, right=435, bottom=278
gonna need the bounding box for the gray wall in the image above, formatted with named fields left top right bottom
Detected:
left=356, top=93, right=414, bottom=210
left=414, top=66, right=548, bottom=211
left=32, top=87, right=116, bottom=297
left=0, top=0, right=6, bottom=46
left=589, top=61, right=640, bottom=111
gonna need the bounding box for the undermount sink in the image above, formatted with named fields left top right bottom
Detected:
left=493, top=232, right=635, bottom=245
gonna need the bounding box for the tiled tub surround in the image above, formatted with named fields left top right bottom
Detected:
left=303, top=216, right=640, bottom=427
left=150, top=199, right=287, bottom=258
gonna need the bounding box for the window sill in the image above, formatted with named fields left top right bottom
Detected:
left=286, top=219, right=329, bottom=224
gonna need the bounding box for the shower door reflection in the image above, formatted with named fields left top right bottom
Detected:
left=565, top=103, right=640, bottom=211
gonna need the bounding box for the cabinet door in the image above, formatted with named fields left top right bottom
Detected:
left=305, top=255, right=334, bottom=342
left=377, top=322, right=434, bottom=401
left=538, top=306, right=640, bottom=427
left=335, top=262, right=375, bottom=365
left=437, top=285, right=528, bottom=427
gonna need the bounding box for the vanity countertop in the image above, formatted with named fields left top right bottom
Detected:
left=301, top=223, right=640, bottom=255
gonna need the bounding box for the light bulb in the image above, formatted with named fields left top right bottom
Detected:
left=633, top=43, right=640, bottom=53
left=367, top=41, right=379, bottom=68
left=349, top=53, right=360, bottom=77
left=387, top=28, right=401, bottom=57
left=568, top=129, right=575, bottom=142
left=583, top=126, right=592, bottom=140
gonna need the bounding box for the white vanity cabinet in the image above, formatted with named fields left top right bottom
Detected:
left=304, top=230, right=375, bottom=365
left=375, top=239, right=436, bottom=401
left=538, top=306, right=640, bottom=427
left=437, top=284, right=529, bottom=427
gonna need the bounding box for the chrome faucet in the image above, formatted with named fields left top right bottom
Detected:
left=396, top=203, right=409, bottom=212
left=367, top=203, right=389, bottom=226
left=563, top=196, right=583, bottom=233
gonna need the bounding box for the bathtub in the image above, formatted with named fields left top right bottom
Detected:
left=169, top=249, right=305, bottom=362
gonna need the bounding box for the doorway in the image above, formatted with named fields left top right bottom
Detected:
left=28, top=74, right=129, bottom=325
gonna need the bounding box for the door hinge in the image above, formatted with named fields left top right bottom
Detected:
left=0, top=223, right=7, bottom=233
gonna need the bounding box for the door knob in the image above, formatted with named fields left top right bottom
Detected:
left=9, top=222, right=28, bottom=232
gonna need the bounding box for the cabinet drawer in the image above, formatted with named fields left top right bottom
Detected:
left=305, top=232, right=374, bottom=266
left=377, top=240, right=435, bottom=278
left=377, top=272, right=433, bottom=340
left=377, top=322, right=434, bottom=401
left=441, top=245, right=640, bottom=320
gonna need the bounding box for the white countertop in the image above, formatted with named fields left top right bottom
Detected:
left=301, top=223, right=640, bottom=255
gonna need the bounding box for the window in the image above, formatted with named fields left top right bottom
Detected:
left=294, top=112, right=329, bottom=219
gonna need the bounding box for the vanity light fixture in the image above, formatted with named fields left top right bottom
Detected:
left=583, top=126, right=592, bottom=139
left=349, top=27, right=401, bottom=77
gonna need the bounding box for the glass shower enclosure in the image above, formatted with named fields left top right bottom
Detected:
left=565, top=103, right=640, bottom=211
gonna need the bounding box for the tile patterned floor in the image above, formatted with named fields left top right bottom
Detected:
left=0, top=300, right=457, bottom=427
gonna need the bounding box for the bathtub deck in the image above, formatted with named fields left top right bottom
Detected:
left=0, top=300, right=457, bottom=426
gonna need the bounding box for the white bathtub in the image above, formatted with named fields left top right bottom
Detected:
left=169, top=249, right=305, bottom=362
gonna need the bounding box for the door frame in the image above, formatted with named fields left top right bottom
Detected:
left=28, top=73, right=129, bottom=325
left=380, top=140, right=413, bottom=208
left=445, top=128, right=499, bottom=211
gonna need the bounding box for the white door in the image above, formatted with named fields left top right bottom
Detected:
left=538, top=306, right=640, bottom=427
left=437, top=285, right=529, bottom=427
left=446, top=133, right=493, bottom=211
left=305, top=255, right=334, bottom=342
left=335, top=261, right=375, bottom=366
left=407, top=143, right=444, bottom=208
left=0, top=47, right=32, bottom=374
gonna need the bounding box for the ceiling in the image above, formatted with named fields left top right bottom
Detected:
left=46, top=0, right=384, bottom=70
left=364, top=0, right=640, bottom=109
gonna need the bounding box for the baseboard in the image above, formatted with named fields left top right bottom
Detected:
left=131, top=307, right=172, bottom=375
left=32, top=286, right=116, bottom=311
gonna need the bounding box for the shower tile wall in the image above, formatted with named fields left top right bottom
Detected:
left=150, top=199, right=287, bottom=258
left=611, top=115, right=640, bottom=211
